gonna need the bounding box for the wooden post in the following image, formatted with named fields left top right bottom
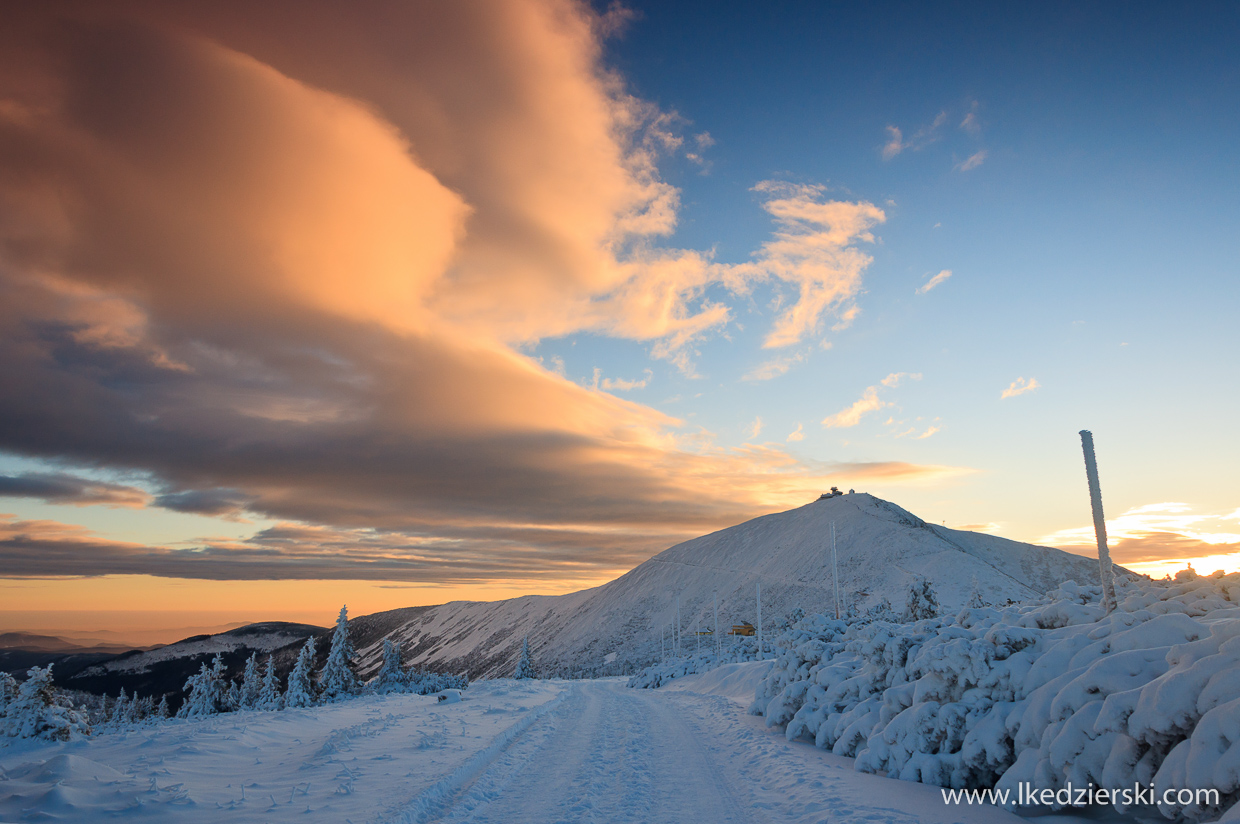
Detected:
left=831, top=521, right=840, bottom=620
left=756, top=581, right=763, bottom=661
left=1079, top=430, right=1117, bottom=612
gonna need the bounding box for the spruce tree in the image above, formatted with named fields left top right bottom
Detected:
left=967, top=576, right=986, bottom=609
left=2, top=665, right=91, bottom=740
left=319, top=605, right=359, bottom=700
left=373, top=638, right=406, bottom=694
left=257, top=655, right=282, bottom=710
left=110, top=687, right=130, bottom=726
left=239, top=652, right=262, bottom=709
left=156, top=695, right=170, bottom=719
left=513, top=636, right=535, bottom=680
left=284, top=637, right=317, bottom=708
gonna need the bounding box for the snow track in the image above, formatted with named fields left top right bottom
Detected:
left=394, top=680, right=750, bottom=824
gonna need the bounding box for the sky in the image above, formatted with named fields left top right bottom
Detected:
left=1, top=0, right=1237, bottom=634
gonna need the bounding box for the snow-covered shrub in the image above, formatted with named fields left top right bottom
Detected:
left=2, top=665, right=91, bottom=740
left=513, top=636, right=536, bottom=680
left=406, top=669, right=468, bottom=695
left=0, top=671, right=17, bottom=714
left=285, top=637, right=318, bottom=708
left=751, top=573, right=1240, bottom=820
left=257, top=655, right=283, bottom=711
left=628, top=635, right=772, bottom=689
left=319, top=605, right=359, bottom=700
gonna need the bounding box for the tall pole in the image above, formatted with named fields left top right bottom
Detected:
left=831, top=521, right=840, bottom=620
left=756, top=581, right=763, bottom=661
left=1079, top=430, right=1117, bottom=613
left=676, top=594, right=681, bottom=655
left=714, top=590, right=720, bottom=659
left=660, top=625, right=665, bottom=663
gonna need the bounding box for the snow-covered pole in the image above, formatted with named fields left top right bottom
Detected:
left=1079, top=430, right=1117, bottom=613
left=676, top=594, right=681, bottom=655
left=756, top=581, right=763, bottom=661
left=714, top=590, right=720, bottom=660
left=831, top=521, right=840, bottom=620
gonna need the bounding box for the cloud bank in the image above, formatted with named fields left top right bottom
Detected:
left=0, top=0, right=960, bottom=584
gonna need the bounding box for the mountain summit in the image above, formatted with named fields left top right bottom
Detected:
left=349, top=493, right=1116, bottom=678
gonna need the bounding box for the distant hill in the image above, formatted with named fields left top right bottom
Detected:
left=345, top=493, right=1124, bottom=680
left=61, top=621, right=324, bottom=707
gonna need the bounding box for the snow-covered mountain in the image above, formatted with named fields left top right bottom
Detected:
left=351, top=493, right=1118, bottom=679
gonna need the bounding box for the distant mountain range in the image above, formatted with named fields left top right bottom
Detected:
left=5, top=493, right=1124, bottom=704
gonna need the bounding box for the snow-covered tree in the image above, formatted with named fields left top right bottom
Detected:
left=110, top=687, right=131, bottom=726
left=0, top=671, right=17, bottom=714
left=967, top=576, right=986, bottom=609
left=237, top=653, right=262, bottom=709
left=178, top=653, right=228, bottom=718
left=285, top=637, right=317, bottom=708
left=2, top=665, right=91, bottom=740
left=902, top=575, right=939, bottom=622
left=257, top=655, right=282, bottom=711
left=319, top=605, right=359, bottom=700
left=156, top=695, right=170, bottom=719
left=513, top=636, right=535, bottom=679
left=372, top=639, right=407, bottom=694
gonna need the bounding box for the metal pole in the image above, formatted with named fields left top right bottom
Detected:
left=832, top=521, right=840, bottom=620
left=756, top=581, right=763, bottom=661
left=661, top=624, right=665, bottom=663
left=1080, top=430, right=1117, bottom=612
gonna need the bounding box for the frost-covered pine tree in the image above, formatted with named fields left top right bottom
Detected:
left=156, top=695, right=170, bottom=719
left=513, top=636, right=535, bottom=680
left=373, top=638, right=407, bottom=694
left=179, top=663, right=220, bottom=718
left=239, top=653, right=262, bottom=709
left=284, top=637, right=317, bottom=708
left=110, top=687, right=130, bottom=726
left=319, top=605, right=359, bottom=700
left=2, top=665, right=91, bottom=740
left=864, top=597, right=898, bottom=623
left=257, top=655, right=282, bottom=710
left=902, top=575, right=940, bottom=622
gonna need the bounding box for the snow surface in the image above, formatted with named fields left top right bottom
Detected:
left=752, top=570, right=1240, bottom=821
left=352, top=494, right=1112, bottom=679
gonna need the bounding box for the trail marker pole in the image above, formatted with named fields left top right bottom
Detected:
left=756, top=581, right=763, bottom=661
left=676, top=595, right=681, bottom=655
left=1079, top=430, right=1117, bottom=613
left=714, top=591, right=720, bottom=660
left=831, top=521, right=841, bottom=620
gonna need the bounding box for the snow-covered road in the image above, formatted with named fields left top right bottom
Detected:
left=3, top=669, right=1060, bottom=823
left=394, top=673, right=1032, bottom=824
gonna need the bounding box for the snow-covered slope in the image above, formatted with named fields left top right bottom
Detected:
left=352, top=493, right=1115, bottom=679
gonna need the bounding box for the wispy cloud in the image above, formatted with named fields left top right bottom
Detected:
left=881, top=111, right=948, bottom=160
left=1001, top=377, right=1040, bottom=399
left=915, top=425, right=940, bottom=440
left=960, top=100, right=981, bottom=135
left=743, top=350, right=808, bottom=381
left=786, top=423, right=804, bottom=442
left=595, top=368, right=652, bottom=391
left=955, top=150, right=987, bottom=172
left=822, top=387, right=889, bottom=428
left=916, top=269, right=952, bottom=295
left=880, top=372, right=922, bottom=388
left=744, top=416, right=763, bottom=440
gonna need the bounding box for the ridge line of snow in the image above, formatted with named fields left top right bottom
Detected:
left=382, top=684, right=573, bottom=824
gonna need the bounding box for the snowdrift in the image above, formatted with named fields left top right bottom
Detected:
left=751, top=570, right=1240, bottom=821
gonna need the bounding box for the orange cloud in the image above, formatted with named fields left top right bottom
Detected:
left=0, top=1, right=965, bottom=584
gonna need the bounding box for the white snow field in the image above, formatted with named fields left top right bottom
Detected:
left=1, top=666, right=1103, bottom=824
